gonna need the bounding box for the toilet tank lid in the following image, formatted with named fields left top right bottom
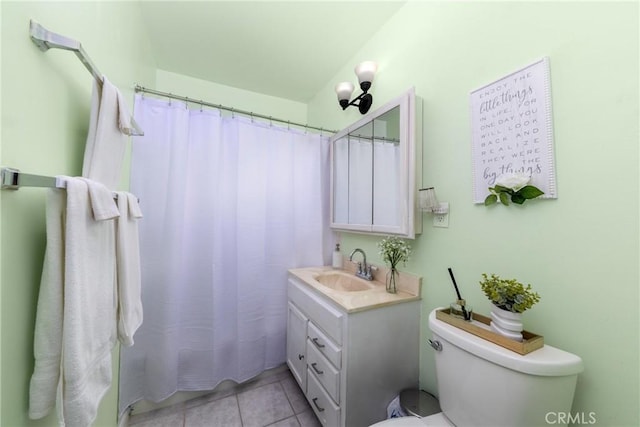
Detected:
left=429, top=309, right=584, bottom=376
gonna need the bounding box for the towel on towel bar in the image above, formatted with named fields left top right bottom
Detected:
left=82, top=76, right=135, bottom=189
left=115, top=192, right=143, bottom=347
left=29, top=177, right=119, bottom=427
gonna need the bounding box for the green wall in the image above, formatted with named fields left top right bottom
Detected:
left=156, top=69, right=309, bottom=125
left=2, top=2, right=638, bottom=427
left=0, top=2, right=155, bottom=426
left=308, top=2, right=639, bottom=426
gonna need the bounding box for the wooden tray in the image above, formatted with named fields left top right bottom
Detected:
left=435, top=308, right=544, bottom=355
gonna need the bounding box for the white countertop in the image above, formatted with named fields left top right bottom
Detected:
left=288, top=265, right=421, bottom=313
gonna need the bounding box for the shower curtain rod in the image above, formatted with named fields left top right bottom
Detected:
left=134, top=85, right=337, bottom=135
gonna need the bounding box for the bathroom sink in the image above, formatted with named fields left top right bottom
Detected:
left=313, top=271, right=376, bottom=292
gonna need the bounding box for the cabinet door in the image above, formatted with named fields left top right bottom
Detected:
left=287, top=302, right=308, bottom=391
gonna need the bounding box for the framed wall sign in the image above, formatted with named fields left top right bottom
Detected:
left=469, top=57, right=556, bottom=204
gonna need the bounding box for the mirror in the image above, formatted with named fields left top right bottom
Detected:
left=330, top=87, right=421, bottom=238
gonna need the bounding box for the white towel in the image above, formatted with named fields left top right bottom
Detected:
left=29, top=177, right=119, bottom=427
left=29, top=187, right=66, bottom=420
left=115, top=192, right=143, bottom=347
left=82, top=76, right=134, bottom=189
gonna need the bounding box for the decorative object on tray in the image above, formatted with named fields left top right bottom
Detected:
left=479, top=273, right=541, bottom=341
left=484, top=172, right=544, bottom=206
left=447, top=267, right=472, bottom=321
left=435, top=308, right=544, bottom=355
left=378, top=236, right=411, bottom=294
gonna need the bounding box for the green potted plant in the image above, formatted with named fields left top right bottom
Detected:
left=479, top=273, right=541, bottom=341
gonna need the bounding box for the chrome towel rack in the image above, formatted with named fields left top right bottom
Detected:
left=29, top=19, right=144, bottom=136
left=1, top=167, right=66, bottom=190
left=1, top=167, right=139, bottom=202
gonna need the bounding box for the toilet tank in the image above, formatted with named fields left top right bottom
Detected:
left=428, top=309, right=583, bottom=427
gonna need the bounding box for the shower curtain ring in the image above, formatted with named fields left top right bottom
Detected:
left=269, top=116, right=273, bottom=127
left=200, top=100, right=204, bottom=112
left=231, top=107, right=235, bottom=118
left=287, top=120, right=290, bottom=130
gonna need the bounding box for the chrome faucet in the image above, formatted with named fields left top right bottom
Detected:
left=349, top=248, right=375, bottom=281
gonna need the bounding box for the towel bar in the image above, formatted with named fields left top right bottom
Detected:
left=0, top=167, right=139, bottom=203
left=1, top=167, right=66, bottom=190
left=29, top=20, right=144, bottom=136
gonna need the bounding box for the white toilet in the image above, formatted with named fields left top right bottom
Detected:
left=372, top=308, right=584, bottom=426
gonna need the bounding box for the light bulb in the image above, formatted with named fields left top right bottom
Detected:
left=335, top=82, right=355, bottom=101
left=354, top=61, right=378, bottom=85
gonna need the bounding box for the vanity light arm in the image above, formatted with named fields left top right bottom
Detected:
left=343, top=91, right=374, bottom=115
left=342, top=91, right=368, bottom=110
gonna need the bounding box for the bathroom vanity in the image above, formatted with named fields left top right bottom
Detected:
left=287, top=266, right=421, bottom=427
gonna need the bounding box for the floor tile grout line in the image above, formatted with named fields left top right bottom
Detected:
left=279, top=379, right=296, bottom=415
left=234, top=393, right=245, bottom=427
left=264, top=381, right=298, bottom=427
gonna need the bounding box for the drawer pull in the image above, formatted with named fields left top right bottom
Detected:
left=312, top=337, right=325, bottom=348
left=311, top=362, right=324, bottom=375
left=298, top=354, right=305, bottom=360
left=312, top=397, right=325, bottom=412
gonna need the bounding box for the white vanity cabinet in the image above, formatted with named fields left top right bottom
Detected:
left=286, top=275, right=420, bottom=427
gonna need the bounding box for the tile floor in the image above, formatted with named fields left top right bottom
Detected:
left=129, top=369, right=322, bottom=427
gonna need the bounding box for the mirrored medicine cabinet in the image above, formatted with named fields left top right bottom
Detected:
left=330, top=87, right=422, bottom=238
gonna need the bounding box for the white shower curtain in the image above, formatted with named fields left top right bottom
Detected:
left=119, top=95, right=332, bottom=414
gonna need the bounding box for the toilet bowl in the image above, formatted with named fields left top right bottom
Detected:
left=371, top=308, right=583, bottom=427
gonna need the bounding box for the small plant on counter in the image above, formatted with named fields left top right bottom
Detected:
left=479, top=273, right=540, bottom=313
left=378, top=236, right=411, bottom=270
left=484, top=172, right=544, bottom=206
left=377, top=236, right=411, bottom=293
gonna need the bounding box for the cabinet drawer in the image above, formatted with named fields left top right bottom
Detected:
left=307, top=368, right=341, bottom=427
left=307, top=339, right=340, bottom=403
left=307, top=322, right=342, bottom=369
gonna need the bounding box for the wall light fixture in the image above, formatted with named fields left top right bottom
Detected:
left=335, top=61, right=378, bottom=114
left=419, top=187, right=449, bottom=215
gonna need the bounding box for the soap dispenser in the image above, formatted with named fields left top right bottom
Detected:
left=332, top=243, right=342, bottom=269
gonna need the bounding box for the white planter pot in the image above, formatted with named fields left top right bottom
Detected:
left=490, top=304, right=523, bottom=342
